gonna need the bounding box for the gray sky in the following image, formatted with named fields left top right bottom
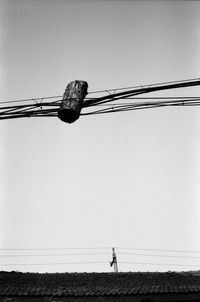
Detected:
left=1, top=0, right=200, bottom=273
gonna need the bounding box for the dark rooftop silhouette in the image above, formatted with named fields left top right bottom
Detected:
left=1, top=271, right=200, bottom=298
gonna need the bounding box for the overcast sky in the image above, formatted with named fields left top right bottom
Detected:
left=1, top=0, right=200, bottom=273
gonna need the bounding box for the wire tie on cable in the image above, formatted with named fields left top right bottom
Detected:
left=105, top=90, right=112, bottom=96
left=112, top=89, right=116, bottom=96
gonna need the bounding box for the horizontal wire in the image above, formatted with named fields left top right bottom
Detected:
left=88, top=77, right=200, bottom=94
left=84, top=78, right=200, bottom=107
left=1, top=77, right=200, bottom=105
left=122, top=96, right=200, bottom=99
left=118, top=252, right=200, bottom=259
left=0, top=261, right=107, bottom=266
left=1, top=252, right=200, bottom=259
left=88, top=98, right=200, bottom=107
left=0, top=252, right=110, bottom=257
left=120, top=261, right=200, bottom=267
left=0, top=101, right=199, bottom=120
left=85, top=95, right=200, bottom=109
left=0, top=97, right=199, bottom=113
left=0, top=247, right=111, bottom=251
left=0, top=98, right=187, bottom=111
left=0, top=97, right=93, bottom=106
left=1, top=261, right=199, bottom=267
left=116, top=247, right=200, bottom=253
left=0, top=96, right=62, bottom=105
left=1, top=246, right=200, bottom=254
left=1, top=97, right=200, bottom=120
left=82, top=102, right=200, bottom=116
left=0, top=103, right=59, bottom=111
left=1, top=96, right=199, bottom=107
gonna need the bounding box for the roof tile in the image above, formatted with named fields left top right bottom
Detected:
left=0, top=271, right=200, bottom=297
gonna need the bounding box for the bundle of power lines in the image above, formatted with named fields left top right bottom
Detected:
left=1, top=246, right=200, bottom=270
left=0, top=78, right=200, bottom=121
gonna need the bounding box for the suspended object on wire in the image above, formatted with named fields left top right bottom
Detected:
left=1, top=78, right=200, bottom=123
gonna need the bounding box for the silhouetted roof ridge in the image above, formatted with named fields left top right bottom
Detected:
left=1, top=271, right=200, bottom=297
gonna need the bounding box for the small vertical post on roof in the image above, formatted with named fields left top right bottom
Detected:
left=110, top=247, right=118, bottom=273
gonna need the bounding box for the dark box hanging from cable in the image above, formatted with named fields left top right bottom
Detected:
left=58, top=80, right=88, bottom=123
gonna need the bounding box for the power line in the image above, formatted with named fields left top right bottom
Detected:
left=1, top=261, right=200, bottom=268
left=0, top=252, right=110, bottom=257
left=1, top=77, right=200, bottom=106
left=120, top=261, right=200, bottom=268
left=118, top=252, right=200, bottom=259
left=1, top=252, right=200, bottom=259
left=2, top=96, right=199, bottom=106
left=84, top=78, right=200, bottom=107
left=0, top=96, right=62, bottom=105
left=87, top=97, right=200, bottom=108
left=0, top=97, right=95, bottom=105
left=82, top=99, right=200, bottom=116
left=119, top=97, right=200, bottom=99
left=0, top=87, right=200, bottom=120
left=0, top=261, right=107, bottom=266
left=0, top=247, right=111, bottom=251
left=1, top=247, right=200, bottom=253
left=88, top=77, right=200, bottom=94
left=116, top=247, right=200, bottom=253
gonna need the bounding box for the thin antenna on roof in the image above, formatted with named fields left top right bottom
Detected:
left=110, top=247, right=118, bottom=272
